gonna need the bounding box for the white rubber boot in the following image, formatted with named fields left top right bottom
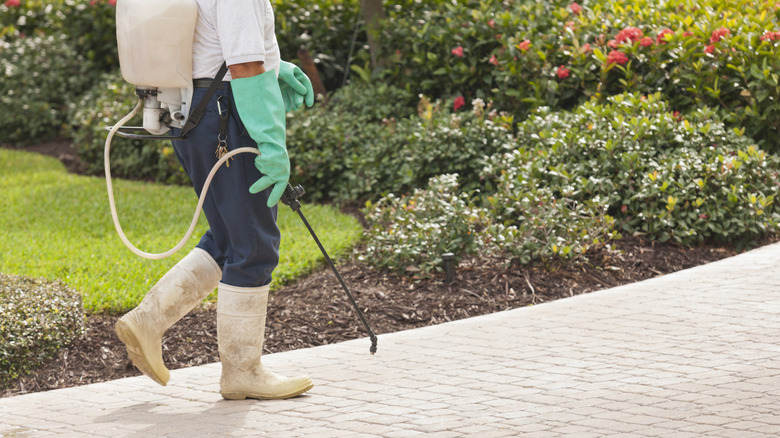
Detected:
left=115, top=248, right=221, bottom=386
left=217, top=283, right=313, bottom=400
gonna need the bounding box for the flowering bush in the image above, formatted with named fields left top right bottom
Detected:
left=0, top=0, right=62, bottom=41
left=362, top=174, right=491, bottom=274
left=1, top=274, right=86, bottom=384
left=374, top=0, right=780, bottom=152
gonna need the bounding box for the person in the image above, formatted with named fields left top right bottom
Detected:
left=114, top=0, right=315, bottom=400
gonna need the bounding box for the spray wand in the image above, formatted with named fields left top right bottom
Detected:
left=281, top=184, right=378, bottom=355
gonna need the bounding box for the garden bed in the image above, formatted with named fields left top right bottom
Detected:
left=1, top=227, right=743, bottom=397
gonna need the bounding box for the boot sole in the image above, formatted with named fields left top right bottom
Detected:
left=115, top=319, right=169, bottom=386
left=221, top=381, right=314, bottom=401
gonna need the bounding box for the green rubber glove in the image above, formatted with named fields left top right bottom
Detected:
left=231, top=70, right=290, bottom=207
left=278, top=61, right=314, bottom=112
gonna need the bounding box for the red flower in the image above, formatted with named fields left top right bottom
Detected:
left=488, top=19, right=495, bottom=28
left=453, top=96, right=465, bottom=112
left=761, top=31, right=780, bottom=42
left=656, top=29, right=674, bottom=44
left=615, top=26, right=644, bottom=44
left=621, top=205, right=628, bottom=213
left=683, top=31, right=695, bottom=37
left=4, top=0, right=20, bottom=6
left=607, top=39, right=619, bottom=49
left=556, top=65, right=571, bottom=79
left=582, top=43, right=592, bottom=53
left=451, top=46, right=464, bottom=57
left=606, top=50, right=629, bottom=65
left=704, top=44, right=716, bottom=54
left=517, top=40, right=532, bottom=52
left=488, top=54, right=499, bottom=66
left=639, top=37, right=653, bottom=47
left=569, top=2, right=582, bottom=15
left=710, top=27, right=730, bottom=43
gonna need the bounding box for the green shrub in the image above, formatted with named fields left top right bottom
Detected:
left=0, top=33, right=96, bottom=145
left=483, top=92, right=780, bottom=246
left=68, top=71, right=189, bottom=184
left=361, top=171, right=617, bottom=273
left=0, top=274, right=86, bottom=385
left=287, top=84, right=515, bottom=203
left=483, top=185, right=619, bottom=266
left=362, top=92, right=779, bottom=273
left=362, top=174, right=490, bottom=275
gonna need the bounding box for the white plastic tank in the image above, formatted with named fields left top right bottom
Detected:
left=116, top=0, right=197, bottom=88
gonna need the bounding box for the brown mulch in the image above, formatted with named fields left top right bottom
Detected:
left=0, top=141, right=753, bottom=398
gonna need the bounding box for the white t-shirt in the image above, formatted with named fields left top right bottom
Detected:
left=192, top=0, right=281, bottom=81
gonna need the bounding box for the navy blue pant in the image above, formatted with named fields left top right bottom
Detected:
left=172, top=83, right=279, bottom=287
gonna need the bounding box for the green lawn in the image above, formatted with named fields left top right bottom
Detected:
left=0, top=148, right=363, bottom=314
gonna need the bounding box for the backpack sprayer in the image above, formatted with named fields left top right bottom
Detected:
left=106, top=0, right=377, bottom=353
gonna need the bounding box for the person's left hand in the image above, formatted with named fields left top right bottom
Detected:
left=278, top=61, right=315, bottom=112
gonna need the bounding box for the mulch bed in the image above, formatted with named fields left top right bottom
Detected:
left=0, top=141, right=754, bottom=397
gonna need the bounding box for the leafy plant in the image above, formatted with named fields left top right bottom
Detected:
left=287, top=84, right=514, bottom=203
left=0, top=274, right=86, bottom=385
left=483, top=184, right=619, bottom=266
left=362, top=174, right=490, bottom=275
left=483, top=92, right=780, bottom=246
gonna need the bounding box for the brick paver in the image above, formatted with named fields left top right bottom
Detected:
left=3, top=242, right=780, bottom=436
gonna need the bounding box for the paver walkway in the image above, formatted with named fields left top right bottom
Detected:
left=3, top=242, right=780, bottom=437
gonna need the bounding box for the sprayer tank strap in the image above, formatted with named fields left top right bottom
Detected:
left=193, top=79, right=217, bottom=88
left=180, top=62, right=228, bottom=138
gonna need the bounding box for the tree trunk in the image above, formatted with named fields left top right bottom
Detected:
left=360, top=0, right=386, bottom=69
left=297, top=48, right=328, bottom=102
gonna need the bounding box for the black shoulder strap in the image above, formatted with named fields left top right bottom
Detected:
left=179, top=62, right=228, bottom=138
